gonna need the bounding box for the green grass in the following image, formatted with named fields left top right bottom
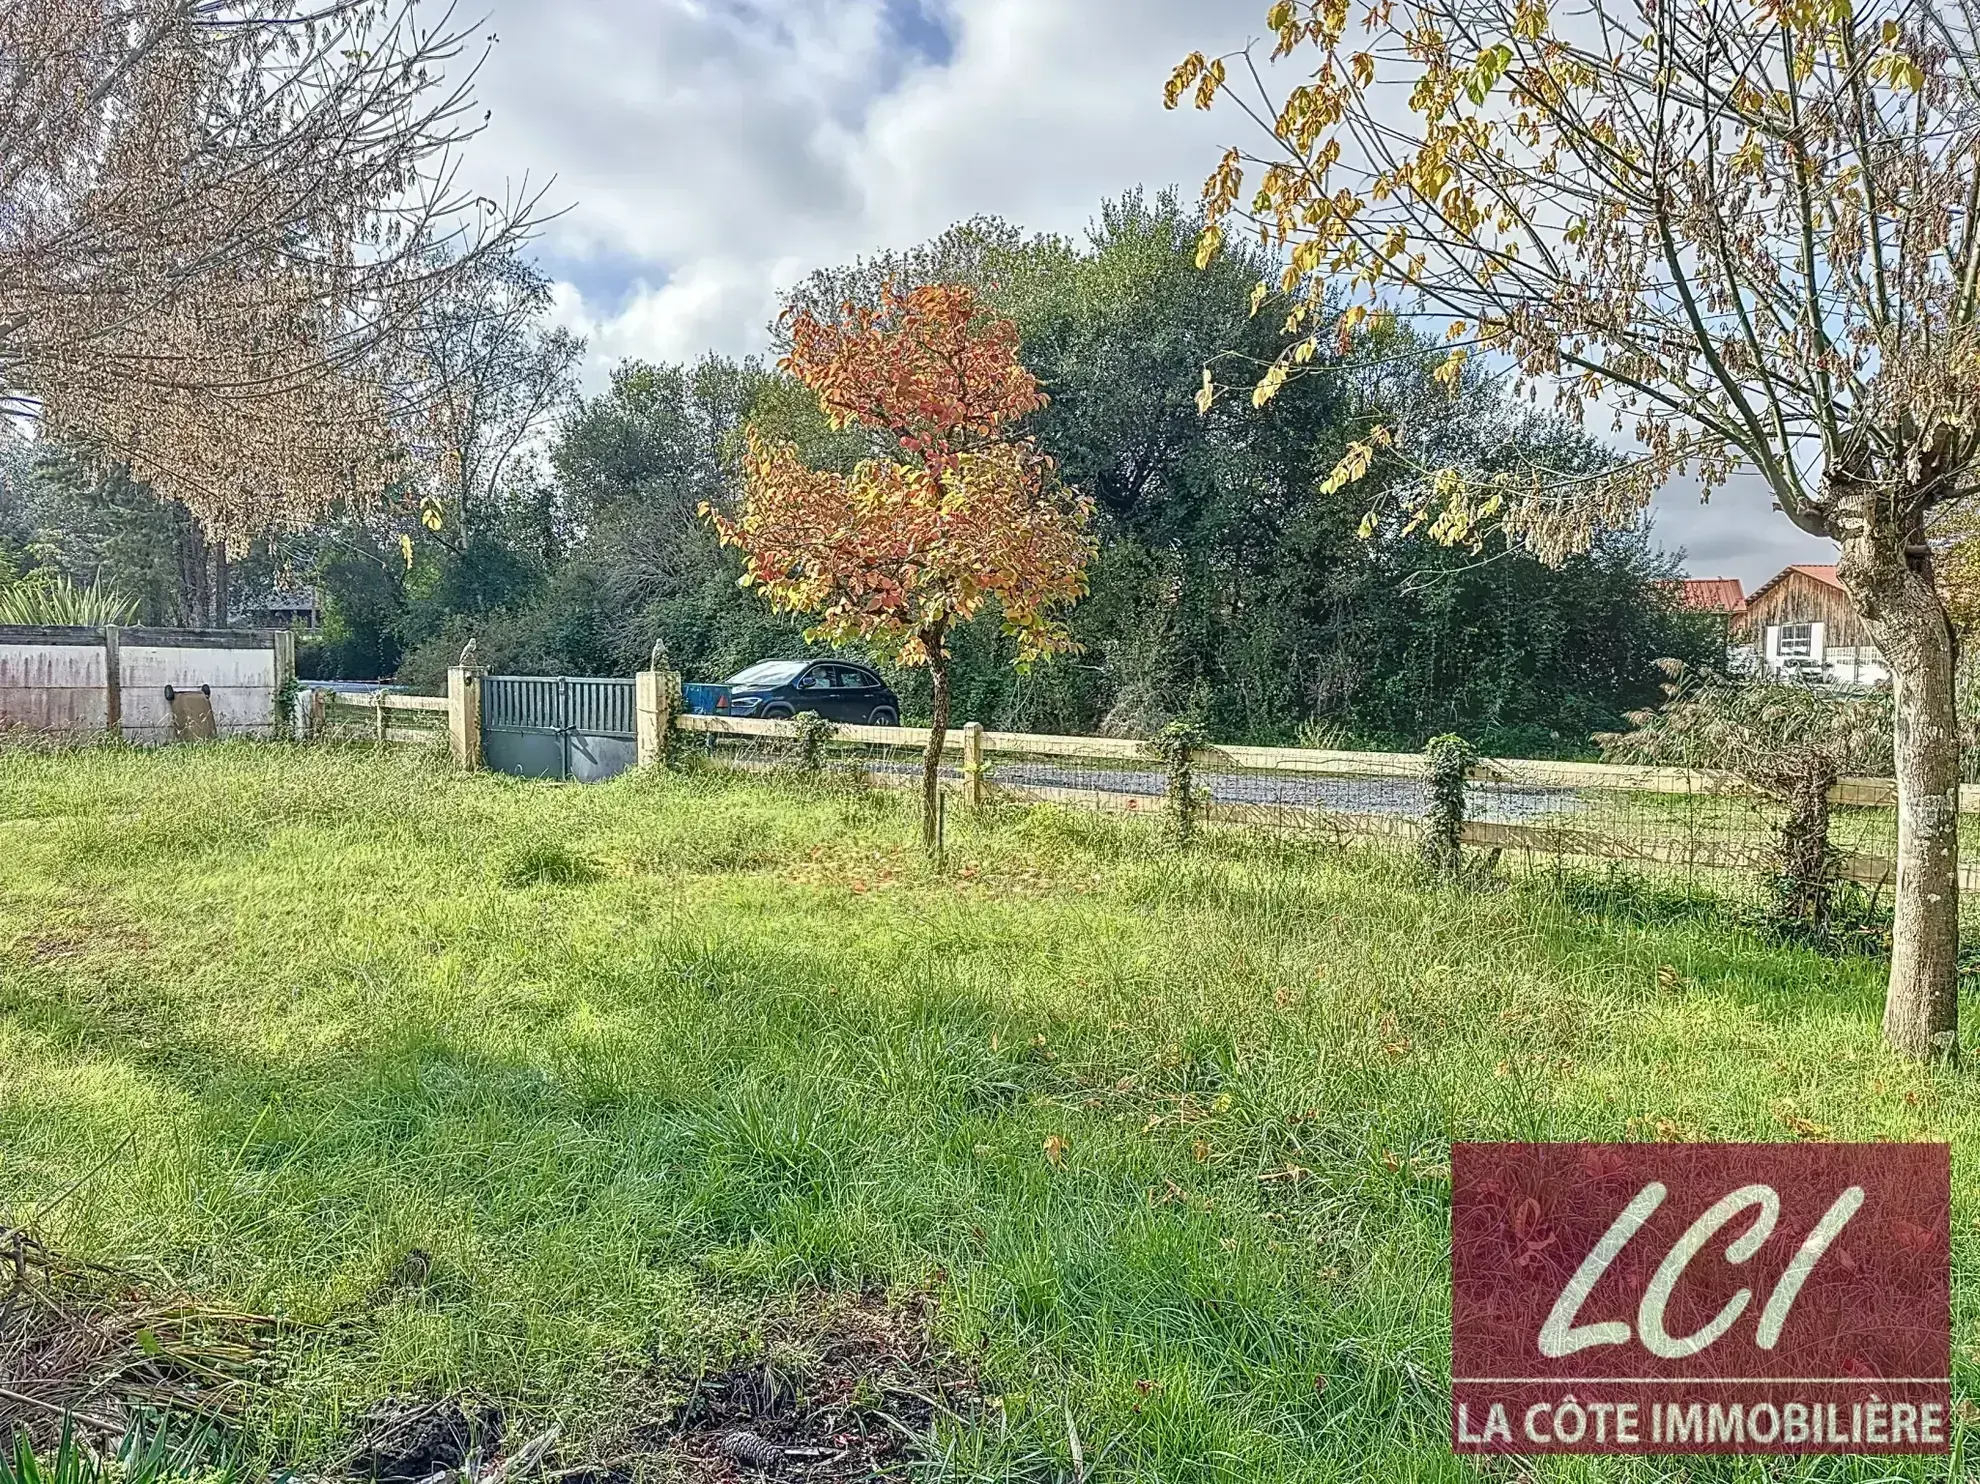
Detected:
left=0, top=742, right=1975, bottom=1482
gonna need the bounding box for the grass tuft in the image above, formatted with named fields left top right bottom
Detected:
left=497, top=840, right=602, bottom=888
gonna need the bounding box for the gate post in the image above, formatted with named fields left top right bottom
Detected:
left=637, top=668, right=679, bottom=769
left=448, top=666, right=482, bottom=770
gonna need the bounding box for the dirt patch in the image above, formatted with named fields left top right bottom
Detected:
left=0, top=1225, right=285, bottom=1445
left=343, top=1398, right=508, bottom=1482
left=587, top=1289, right=983, bottom=1482
left=13, top=916, right=153, bottom=965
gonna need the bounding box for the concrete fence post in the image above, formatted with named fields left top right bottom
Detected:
left=636, top=668, right=679, bottom=768
left=102, top=625, right=122, bottom=740
left=447, top=666, right=482, bottom=770
left=962, top=721, right=986, bottom=807
left=372, top=690, right=387, bottom=746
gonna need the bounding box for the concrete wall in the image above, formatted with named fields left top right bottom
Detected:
left=0, top=625, right=289, bottom=741
left=0, top=632, right=108, bottom=733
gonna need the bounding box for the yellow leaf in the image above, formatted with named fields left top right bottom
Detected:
left=1196, top=367, right=1216, bottom=415
left=1249, top=280, right=1270, bottom=316
left=1357, top=510, right=1378, bottom=539
left=1252, top=362, right=1289, bottom=409
left=1432, top=348, right=1468, bottom=389
left=1351, top=51, right=1375, bottom=87
left=1195, top=224, right=1224, bottom=270
left=1321, top=438, right=1379, bottom=495
left=1445, top=320, right=1469, bottom=342
left=399, top=534, right=415, bottom=571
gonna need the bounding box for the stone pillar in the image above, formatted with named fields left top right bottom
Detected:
left=637, top=669, right=679, bottom=768
left=447, top=666, right=482, bottom=770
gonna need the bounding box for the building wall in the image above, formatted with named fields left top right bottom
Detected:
left=1734, top=572, right=1869, bottom=646
left=1730, top=572, right=1886, bottom=687
left=0, top=635, right=108, bottom=732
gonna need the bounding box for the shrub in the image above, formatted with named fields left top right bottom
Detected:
left=1598, top=660, right=1891, bottom=947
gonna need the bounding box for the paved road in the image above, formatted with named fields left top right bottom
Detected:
left=867, top=756, right=1583, bottom=824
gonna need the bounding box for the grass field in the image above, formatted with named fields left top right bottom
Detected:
left=0, top=742, right=1974, bottom=1482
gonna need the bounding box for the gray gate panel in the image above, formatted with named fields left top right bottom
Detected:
left=481, top=674, right=638, bottom=783
left=567, top=733, right=638, bottom=783
left=484, top=729, right=567, bottom=779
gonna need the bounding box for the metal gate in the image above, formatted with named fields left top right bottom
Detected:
left=481, top=675, right=638, bottom=782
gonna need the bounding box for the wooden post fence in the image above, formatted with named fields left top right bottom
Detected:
left=962, top=722, right=986, bottom=807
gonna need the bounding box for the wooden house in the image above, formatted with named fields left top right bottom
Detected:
left=1729, top=564, right=1887, bottom=687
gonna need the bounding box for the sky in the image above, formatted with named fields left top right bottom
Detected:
left=465, top=0, right=1838, bottom=589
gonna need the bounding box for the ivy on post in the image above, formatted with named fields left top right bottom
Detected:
left=636, top=669, right=681, bottom=770
left=1422, top=734, right=1477, bottom=878
left=1150, top=719, right=1209, bottom=848
left=790, top=711, right=836, bottom=773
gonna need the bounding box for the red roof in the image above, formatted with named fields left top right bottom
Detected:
left=1747, top=564, right=1843, bottom=605
left=1669, top=577, right=1747, bottom=614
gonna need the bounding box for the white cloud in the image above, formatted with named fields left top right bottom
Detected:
left=471, top=0, right=1807, bottom=579
left=473, top=0, right=1252, bottom=372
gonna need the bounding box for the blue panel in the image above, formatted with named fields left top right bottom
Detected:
left=682, top=683, right=731, bottom=715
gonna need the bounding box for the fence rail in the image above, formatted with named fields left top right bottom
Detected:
left=298, top=669, right=1965, bottom=897
left=670, top=711, right=1951, bottom=895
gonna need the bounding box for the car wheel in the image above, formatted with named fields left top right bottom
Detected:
left=869, top=707, right=898, bottom=726
left=762, top=704, right=794, bottom=720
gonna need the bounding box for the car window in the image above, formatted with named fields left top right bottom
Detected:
left=728, top=660, right=806, bottom=687
left=837, top=666, right=874, bottom=690
left=795, top=666, right=833, bottom=690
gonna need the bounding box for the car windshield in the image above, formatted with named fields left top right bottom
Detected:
left=726, top=660, right=808, bottom=687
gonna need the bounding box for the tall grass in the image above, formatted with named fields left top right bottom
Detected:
left=0, top=742, right=1969, bottom=1481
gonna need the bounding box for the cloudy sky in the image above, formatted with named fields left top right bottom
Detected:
left=465, top=0, right=1835, bottom=588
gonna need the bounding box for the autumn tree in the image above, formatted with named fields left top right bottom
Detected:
left=707, top=284, right=1095, bottom=853
left=0, top=0, right=540, bottom=549
left=1175, top=0, right=1980, bottom=1057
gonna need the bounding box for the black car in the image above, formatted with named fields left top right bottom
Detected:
left=723, top=659, right=900, bottom=725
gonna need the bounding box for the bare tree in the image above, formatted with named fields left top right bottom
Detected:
left=0, top=0, right=544, bottom=547
left=1176, top=0, right=1980, bottom=1056
left=399, top=245, right=584, bottom=546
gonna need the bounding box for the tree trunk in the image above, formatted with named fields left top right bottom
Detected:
left=1836, top=497, right=1960, bottom=1059
left=212, top=545, right=230, bottom=627
left=923, top=647, right=951, bottom=858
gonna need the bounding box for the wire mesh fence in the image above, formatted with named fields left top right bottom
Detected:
left=672, top=712, right=1940, bottom=901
